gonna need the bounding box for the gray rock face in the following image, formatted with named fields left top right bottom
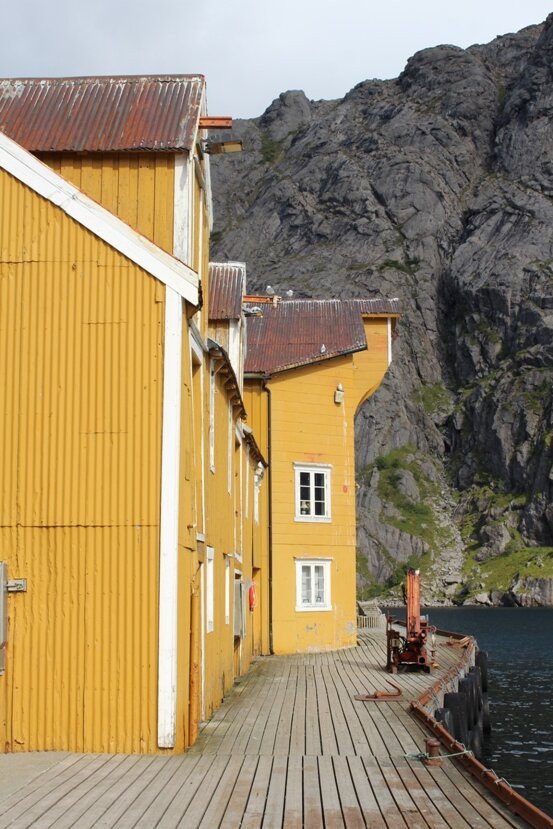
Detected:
left=475, top=523, right=512, bottom=560
left=210, top=18, right=553, bottom=599
left=259, top=91, right=312, bottom=141
left=511, top=576, right=553, bottom=606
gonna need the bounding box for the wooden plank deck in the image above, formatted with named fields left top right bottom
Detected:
left=0, top=632, right=529, bottom=828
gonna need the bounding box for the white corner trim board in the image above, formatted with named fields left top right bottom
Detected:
left=0, top=131, right=198, bottom=306
left=157, top=287, right=183, bottom=748
left=387, top=317, right=393, bottom=367
left=174, top=154, right=192, bottom=267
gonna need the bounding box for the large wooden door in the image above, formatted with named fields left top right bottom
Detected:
left=0, top=560, right=7, bottom=752
left=0, top=532, right=20, bottom=753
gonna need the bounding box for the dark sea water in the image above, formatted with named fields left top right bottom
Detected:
left=388, top=607, right=553, bottom=816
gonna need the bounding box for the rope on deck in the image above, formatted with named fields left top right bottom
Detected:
left=405, top=748, right=474, bottom=761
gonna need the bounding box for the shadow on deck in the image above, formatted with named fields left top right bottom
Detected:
left=0, top=631, right=528, bottom=828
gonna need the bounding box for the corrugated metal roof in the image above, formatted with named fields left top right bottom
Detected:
left=349, top=298, right=401, bottom=315
left=209, top=262, right=246, bottom=320
left=0, top=75, right=204, bottom=152
left=244, top=300, right=368, bottom=375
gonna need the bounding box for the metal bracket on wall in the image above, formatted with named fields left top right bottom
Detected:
left=7, top=579, right=27, bottom=593
left=0, top=566, right=27, bottom=676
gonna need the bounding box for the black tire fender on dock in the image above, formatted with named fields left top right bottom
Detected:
left=469, top=665, right=483, bottom=709
left=475, top=650, right=489, bottom=692
left=435, top=707, right=455, bottom=738
left=459, top=676, right=477, bottom=727
left=443, top=692, right=470, bottom=748
left=482, top=694, right=492, bottom=734
left=469, top=722, right=484, bottom=760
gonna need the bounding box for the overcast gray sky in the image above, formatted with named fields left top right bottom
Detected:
left=1, top=2, right=551, bottom=118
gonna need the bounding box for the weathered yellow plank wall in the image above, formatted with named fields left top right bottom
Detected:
left=175, top=320, right=198, bottom=752
left=268, top=357, right=357, bottom=654
left=265, top=324, right=391, bottom=655
left=202, top=370, right=238, bottom=719
left=352, top=317, right=391, bottom=411
left=0, top=168, right=165, bottom=753
left=38, top=152, right=175, bottom=255
left=243, top=383, right=270, bottom=655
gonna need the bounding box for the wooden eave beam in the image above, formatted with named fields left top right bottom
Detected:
left=199, top=117, right=233, bottom=129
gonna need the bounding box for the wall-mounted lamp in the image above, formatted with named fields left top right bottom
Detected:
left=334, top=383, right=344, bottom=405
left=205, top=140, right=243, bottom=155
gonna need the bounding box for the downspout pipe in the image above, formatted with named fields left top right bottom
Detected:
left=262, top=380, right=273, bottom=655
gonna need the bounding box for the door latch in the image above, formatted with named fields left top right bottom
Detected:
left=6, top=579, right=27, bottom=593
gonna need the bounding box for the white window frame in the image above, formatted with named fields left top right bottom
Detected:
left=254, top=463, right=264, bottom=525
left=295, top=558, right=332, bottom=612
left=294, top=463, right=332, bottom=522
left=245, top=445, right=250, bottom=519
left=224, top=555, right=231, bottom=625
left=209, top=360, right=215, bottom=472
left=206, top=546, right=214, bottom=633
left=227, top=401, right=233, bottom=494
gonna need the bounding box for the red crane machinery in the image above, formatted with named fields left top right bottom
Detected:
left=386, top=568, right=435, bottom=673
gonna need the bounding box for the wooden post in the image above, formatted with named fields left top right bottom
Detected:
left=407, top=568, right=421, bottom=636
left=188, top=571, right=201, bottom=746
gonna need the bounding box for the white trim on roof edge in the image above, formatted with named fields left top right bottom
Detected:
left=0, top=130, right=198, bottom=306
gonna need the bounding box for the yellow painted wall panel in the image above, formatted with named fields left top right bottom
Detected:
left=262, top=341, right=391, bottom=654
left=1, top=256, right=163, bottom=528
left=0, top=168, right=165, bottom=753
left=6, top=527, right=159, bottom=753
left=202, top=369, right=238, bottom=719
left=242, top=383, right=270, bottom=655
left=38, top=153, right=175, bottom=255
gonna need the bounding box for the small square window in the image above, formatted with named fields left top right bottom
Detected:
left=295, top=559, right=331, bottom=611
left=206, top=547, right=214, bottom=633
left=294, top=463, right=331, bottom=521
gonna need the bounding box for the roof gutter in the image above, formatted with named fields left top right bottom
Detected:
left=243, top=342, right=368, bottom=379
left=242, top=424, right=268, bottom=469
left=207, top=337, right=247, bottom=420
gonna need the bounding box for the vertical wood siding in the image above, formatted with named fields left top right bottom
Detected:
left=0, top=169, right=164, bottom=753
left=38, top=152, right=175, bottom=256
left=266, top=335, right=390, bottom=655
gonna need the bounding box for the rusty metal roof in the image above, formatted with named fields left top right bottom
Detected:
left=349, top=298, right=401, bottom=315
left=209, top=262, right=246, bottom=320
left=244, top=300, right=368, bottom=375
left=0, top=75, right=204, bottom=152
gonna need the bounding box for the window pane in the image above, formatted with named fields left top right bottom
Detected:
left=314, top=473, right=326, bottom=516
left=299, top=472, right=311, bottom=515
left=314, top=566, right=325, bottom=603
left=301, top=565, right=312, bottom=604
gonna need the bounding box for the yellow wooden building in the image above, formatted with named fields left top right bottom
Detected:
left=243, top=297, right=399, bottom=654
left=0, top=76, right=263, bottom=755
left=0, top=74, right=398, bottom=756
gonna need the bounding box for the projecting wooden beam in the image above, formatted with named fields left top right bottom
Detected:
left=199, top=117, right=233, bottom=129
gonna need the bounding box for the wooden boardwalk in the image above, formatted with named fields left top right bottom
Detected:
left=0, top=632, right=528, bottom=828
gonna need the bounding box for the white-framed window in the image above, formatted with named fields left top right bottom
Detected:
left=206, top=546, right=214, bottom=633
left=224, top=555, right=231, bottom=625
left=254, top=463, right=264, bottom=525
left=227, top=401, right=233, bottom=494
left=295, top=559, right=331, bottom=611
left=245, top=445, right=250, bottom=519
left=294, top=463, right=331, bottom=521
left=233, top=573, right=246, bottom=638
left=209, top=360, right=215, bottom=472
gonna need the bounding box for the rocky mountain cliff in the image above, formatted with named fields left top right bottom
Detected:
left=210, top=18, right=553, bottom=605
